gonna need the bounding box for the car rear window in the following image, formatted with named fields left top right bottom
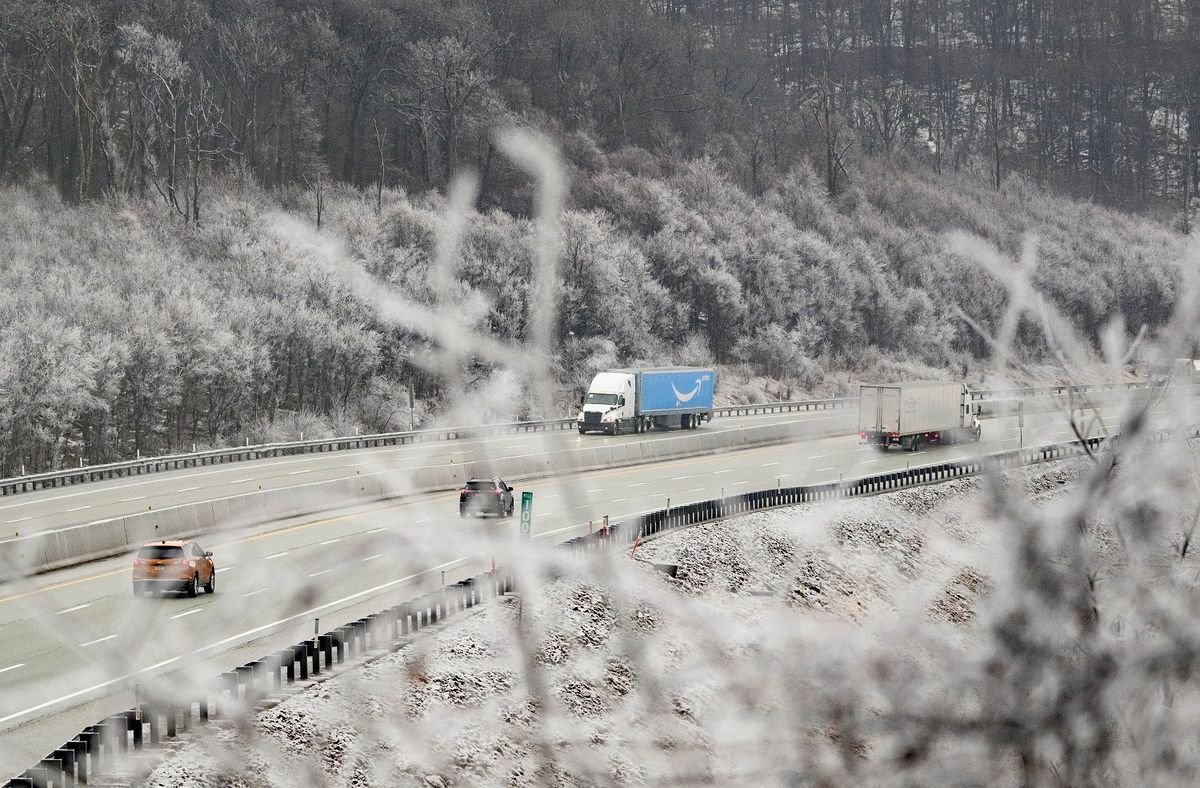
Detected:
left=137, top=545, right=184, bottom=559
left=466, top=481, right=492, bottom=490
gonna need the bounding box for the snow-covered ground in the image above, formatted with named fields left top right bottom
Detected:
left=135, top=453, right=1200, bottom=786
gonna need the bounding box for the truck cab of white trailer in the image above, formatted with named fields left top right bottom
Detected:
left=577, top=371, right=637, bottom=434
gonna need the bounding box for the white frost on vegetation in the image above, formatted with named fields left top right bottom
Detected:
left=135, top=452, right=1200, bottom=786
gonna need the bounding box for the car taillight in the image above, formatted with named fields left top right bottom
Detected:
left=891, top=432, right=899, bottom=437
left=133, top=558, right=143, bottom=566
left=188, top=560, right=196, bottom=568
left=459, top=489, right=469, bottom=496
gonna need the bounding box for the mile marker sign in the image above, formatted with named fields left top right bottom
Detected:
left=520, top=491, right=533, bottom=541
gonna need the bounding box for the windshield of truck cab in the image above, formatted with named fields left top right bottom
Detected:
left=585, top=393, right=619, bottom=405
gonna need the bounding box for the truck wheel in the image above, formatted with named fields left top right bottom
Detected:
left=681, top=414, right=691, bottom=430
left=578, top=427, right=586, bottom=435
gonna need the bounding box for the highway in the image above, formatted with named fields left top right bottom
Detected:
left=0, top=409, right=847, bottom=537
left=0, top=398, right=1170, bottom=774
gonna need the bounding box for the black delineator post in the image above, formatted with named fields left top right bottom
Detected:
left=166, top=705, right=177, bottom=738
left=147, top=705, right=160, bottom=744
left=319, top=634, right=333, bottom=666
left=178, top=701, right=191, bottom=733
left=199, top=694, right=209, bottom=721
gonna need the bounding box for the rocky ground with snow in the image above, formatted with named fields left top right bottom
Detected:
left=133, top=454, right=1200, bottom=786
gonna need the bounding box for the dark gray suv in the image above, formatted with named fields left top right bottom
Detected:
left=459, top=478, right=515, bottom=518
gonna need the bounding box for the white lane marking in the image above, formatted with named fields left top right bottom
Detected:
left=816, top=467, right=834, bottom=472
left=307, top=569, right=332, bottom=578
left=319, top=538, right=341, bottom=546
left=760, top=462, right=780, bottom=467
left=630, top=482, right=647, bottom=487
left=242, top=588, right=269, bottom=598
left=713, top=469, right=735, bottom=474
left=807, top=454, right=828, bottom=460
left=687, top=488, right=704, bottom=492
left=0, top=663, right=25, bottom=674
left=412, top=519, right=430, bottom=524
left=5, top=516, right=32, bottom=524
left=177, top=486, right=200, bottom=492
left=586, top=489, right=604, bottom=493
left=120, top=496, right=145, bottom=503
left=169, top=607, right=204, bottom=620
left=265, top=551, right=289, bottom=560
left=56, top=603, right=91, bottom=615
left=287, top=470, right=310, bottom=476
left=365, top=527, right=386, bottom=534
left=363, top=553, right=384, bottom=562
left=229, top=478, right=254, bottom=484
left=730, top=481, right=748, bottom=486
left=611, top=498, right=628, bottom=503
left=65, top=506, right=91, bottom=513
left=572, top=504, right=590, bottom=509
left=671, top=475, right=692, bottom=480
left=860, top=459, right=880, bottom=464
left=80, top=634, right=116, bottom=647
left=537, top=512, right=552, bottom=518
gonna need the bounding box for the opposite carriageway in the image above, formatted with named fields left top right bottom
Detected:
left=0, top=381, right=1151, bottom=497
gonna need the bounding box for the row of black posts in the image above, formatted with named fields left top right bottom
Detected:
left=9, top=433, right=1109, bottom=786
left=4, top=570, right=515, bottom=788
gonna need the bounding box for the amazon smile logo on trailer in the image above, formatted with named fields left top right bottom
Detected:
left=672, top=378, right=704, bottom=406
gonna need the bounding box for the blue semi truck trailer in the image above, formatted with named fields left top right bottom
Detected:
left=577, top=367, right=717, bottom=435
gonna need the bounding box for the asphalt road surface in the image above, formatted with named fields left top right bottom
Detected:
left=0, top=400, right=1170, bottom=774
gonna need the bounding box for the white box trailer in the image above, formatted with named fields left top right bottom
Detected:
left=858, top=381, right=981, bottom=451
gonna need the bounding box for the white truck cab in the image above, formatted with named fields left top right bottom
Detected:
left=578, top=371, right=636, bottom=434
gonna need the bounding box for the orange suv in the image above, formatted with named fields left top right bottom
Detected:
left=132, top=540, right=216, bottom=597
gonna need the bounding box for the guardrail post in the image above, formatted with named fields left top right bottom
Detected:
left=80, top=727, right=100, bottom=772
left=66, top=739, right=87, bottom=784
left=51, top=748, right=74, bottom=788
left=36, top=762, right=59, bottom=788
left=292, top=645, right=309, bottom=680
left=309, top=640, right=321, bottom=674
left=126, top=709, right=143, bottom=748
left=166, top=704, right=177, bottom=738
left=319, top=634, right=334, bottom=666
left=333, top=630, right=346, bottom=662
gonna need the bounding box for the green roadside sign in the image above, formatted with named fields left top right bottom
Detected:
left=520, top=491, right=533, bottom=541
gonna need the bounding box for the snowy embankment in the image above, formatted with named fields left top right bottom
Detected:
left=138, top=456, right=1200, bottom=786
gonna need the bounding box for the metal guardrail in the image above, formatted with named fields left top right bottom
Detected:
left=8, top=426, right=1147, bottom=787
left=0, top=382, right=1150, bottom=497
